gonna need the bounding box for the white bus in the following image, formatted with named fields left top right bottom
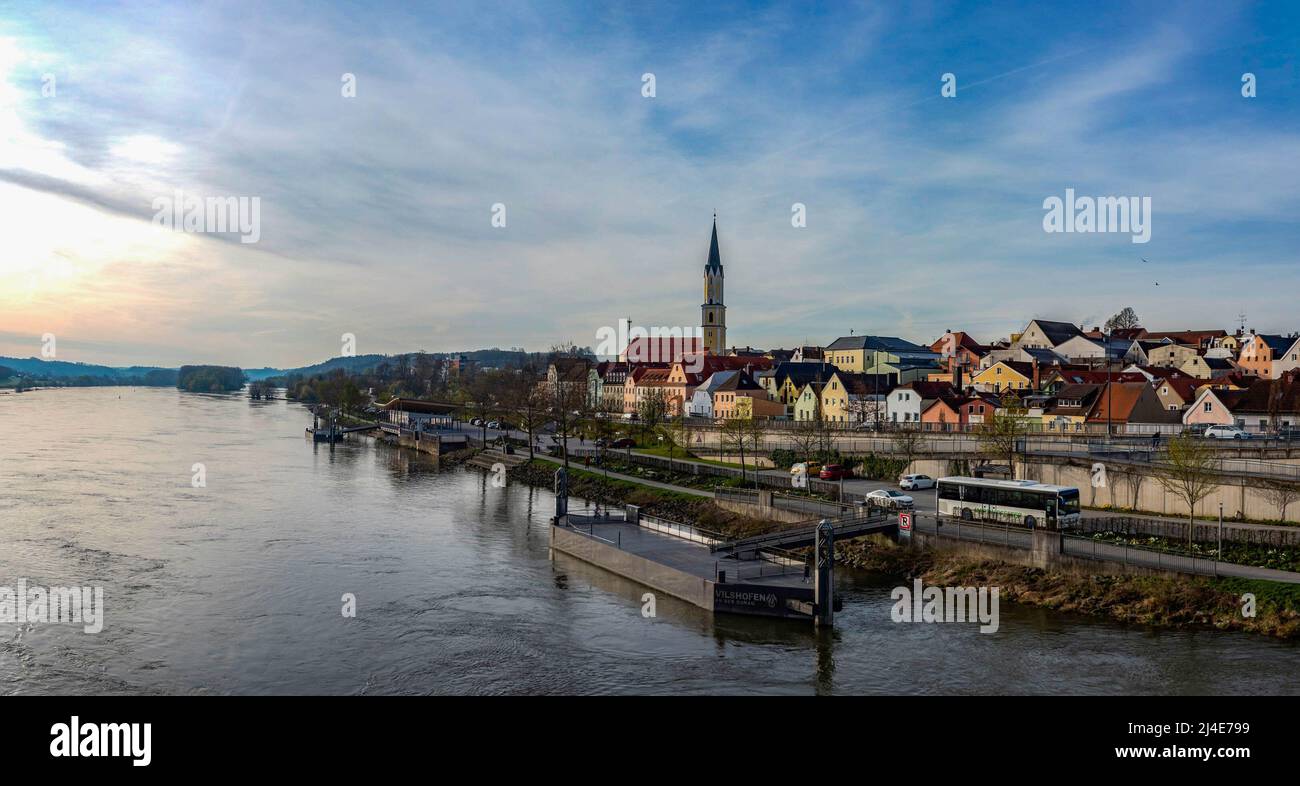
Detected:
left=936, top=476, right=1080, bottom=529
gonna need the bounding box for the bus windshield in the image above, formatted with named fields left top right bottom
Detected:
left=1058, top=488, right=1080, bottom=515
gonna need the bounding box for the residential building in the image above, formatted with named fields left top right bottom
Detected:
left=1146, top=343, right=1200, bottom=369
left=1086, top=381, right=1151, bottom=431
left=713, top=372, right=775, bottom=420
left=824, top=335, right=939, bottom=376
left=687, top=371, right=738, bottom=419
left=886, top=380, right=956, bottom=424
left=1179, top=354, right=1236, bottom=380
left=1016, top=319, right=1084, bottom=349
left=1042, top=384, right=1102, bottom=433
left=766, top=362, right=838, bottom=416
left=821, top=371, right=895, bottom=424
left=1185, top=372, right=1300, bottom=432
left=793, top=381, right=827, bottom=421
left=1237, top=333, right=1300, bottom=379
left=971, top=360, right=1038, bottom=393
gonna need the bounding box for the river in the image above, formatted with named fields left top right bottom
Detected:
left=1, top=387, right=1296, bottom=695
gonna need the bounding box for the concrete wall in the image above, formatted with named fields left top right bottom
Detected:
left=911, top=528, right=1186, bottom=580
left=550, top=525, right=713, bottom=611
left=715, top=499, right=817, bottom=524
left=1020, top=457, right=1297, bottom=523
left=902, top=455, right=1297, bottom=524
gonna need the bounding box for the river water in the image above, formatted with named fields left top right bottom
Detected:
left=1, top=387, right=1296, bottom=695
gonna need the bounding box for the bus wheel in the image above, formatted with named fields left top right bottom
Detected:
left=960, top=508, right=973, bottom=521
left=1024, top=515, right=1036, bottom=528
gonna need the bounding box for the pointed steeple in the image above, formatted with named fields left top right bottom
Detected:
left=705, top=213, right=723, bottom=273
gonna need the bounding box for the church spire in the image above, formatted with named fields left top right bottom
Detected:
left=705, top=214, right=723, bottom=273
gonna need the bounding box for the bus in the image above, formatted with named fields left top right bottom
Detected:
left=935, top=477, right=1081, bottom=529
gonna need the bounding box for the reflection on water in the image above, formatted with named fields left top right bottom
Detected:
left=0, top=387, right=1296, bottom=695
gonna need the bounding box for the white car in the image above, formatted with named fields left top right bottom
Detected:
left=1204, top=425, right=1250, bottom=440
left=487, top=421, right=501, bottom=429
left=865, top=489, right=914, bottom=509
left=900, top=474, right=935, bottom=490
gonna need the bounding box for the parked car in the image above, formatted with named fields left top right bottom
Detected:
left=486, top=421, right=500, bottom=429
left=865, top=489, right=914, bottom=509
left=610, top=438, right=636, bottom=449
left=470, top=418, right=484, bottom=427
left=790, top=461, right=823, bottom=476
left=900, top=474, right=935, bottom=490
left=819, top=464, right=854, bottom=480
left=1204, top=425, right=1251, bottom=440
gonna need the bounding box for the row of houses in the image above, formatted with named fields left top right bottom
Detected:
left=539, top=320, right=1300, bottom=432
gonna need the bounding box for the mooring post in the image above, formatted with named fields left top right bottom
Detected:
left=553, top=467, right=569, bottom=523
left=814, top=518, right=834, bottom=627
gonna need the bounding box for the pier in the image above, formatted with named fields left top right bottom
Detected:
left=550, top=469, right=843, bottom=624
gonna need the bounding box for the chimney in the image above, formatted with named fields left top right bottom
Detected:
left=1032, top=358, right=1040, bottom=390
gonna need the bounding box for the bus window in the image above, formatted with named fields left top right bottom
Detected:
left=1058, top=489, right=1080, bottom=515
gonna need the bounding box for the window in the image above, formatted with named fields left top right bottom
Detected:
left=1204, top=401, right=1212, bottom=412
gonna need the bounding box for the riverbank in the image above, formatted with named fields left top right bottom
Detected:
left=506, top=459, right=776, bottom=538
left=838, top=536, right=1300, bottom=639
left=490, top=457, right=1300, bottom=639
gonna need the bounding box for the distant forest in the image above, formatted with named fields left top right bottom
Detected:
left=177, top=365, right=246, bottom=393
left=0, top=363, right=177, bottom=390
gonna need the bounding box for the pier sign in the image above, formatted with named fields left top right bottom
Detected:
left=713, top=583, right=814, bottom=619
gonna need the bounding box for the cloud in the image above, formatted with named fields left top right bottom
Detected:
left=0, top=1, right=1297, bottom=367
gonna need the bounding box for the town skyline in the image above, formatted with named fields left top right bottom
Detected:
left=2, top=1, right=1298, bottom=368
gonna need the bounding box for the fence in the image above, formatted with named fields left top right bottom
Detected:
left=1078, top=515, right=1300, bottom=547
left=909, top=513, right=1223, bottom=577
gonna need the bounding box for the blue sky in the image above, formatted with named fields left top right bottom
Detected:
left=1, top=1, right=1297, bottom=367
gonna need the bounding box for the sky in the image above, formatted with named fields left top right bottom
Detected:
left=1, top=0, right=1298, bottom=368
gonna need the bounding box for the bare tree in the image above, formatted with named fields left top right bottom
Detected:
left=744, top=417, right=767, bottom=487
left=504, top=372, right=547, bottom=460
left=636, top=387, right=670, bottom=441
left=1261, top=480, right=1300, bottom=524
left=788, top=418, right=819, bottom=464
left=889, top=427, right=923, bottom=478
left=1104, top=306, right=1141, bottom=332
left=721, top=416, right=767, bottom=487
left=465, top=371, right=500, bottom=445
left=977, top=390, right=1030, bottom=479
left=660, top=413, right=693, bottom=474
left=1155, top=433, right=1220, bottom=546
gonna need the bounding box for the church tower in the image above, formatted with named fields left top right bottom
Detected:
left=701, top=215, right=726, bottom=355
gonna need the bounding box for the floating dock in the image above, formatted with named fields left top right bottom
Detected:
left=551, top=507, right=844, bottom=624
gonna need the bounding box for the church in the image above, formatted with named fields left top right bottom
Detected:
left=619, top=216, right=728, bottom=363
left=700, top=215, right=727, bottom=355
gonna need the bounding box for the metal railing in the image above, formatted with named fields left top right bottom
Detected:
left=909, top=513, right=1226, bottom=577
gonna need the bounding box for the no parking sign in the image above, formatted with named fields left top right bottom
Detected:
left=898, top=511, right=912, bottom=539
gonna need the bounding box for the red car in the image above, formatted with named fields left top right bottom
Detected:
left=609, top=438, right=636, bottom=449
left=819, top=464, right=853, bottom=480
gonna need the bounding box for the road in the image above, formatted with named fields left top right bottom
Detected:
left=444, top=421, right=1298, bottom=534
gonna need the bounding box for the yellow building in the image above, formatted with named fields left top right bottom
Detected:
left=971, top=361, right=1035, bottom=393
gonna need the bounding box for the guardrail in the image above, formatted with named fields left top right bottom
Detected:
left=909, top=514, right=1224, bottom=577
